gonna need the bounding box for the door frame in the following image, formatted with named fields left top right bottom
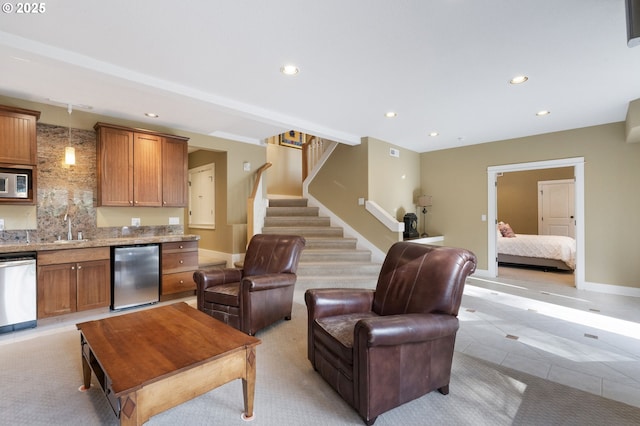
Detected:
left=487, top=157, right=585, bottom=289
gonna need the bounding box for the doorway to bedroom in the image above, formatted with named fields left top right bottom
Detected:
left=487, top=158, right=585, bottom=290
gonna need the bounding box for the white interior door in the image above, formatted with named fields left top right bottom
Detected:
left=538, top=179, right=575, bottom=238
left=188, top=163, right=215, bottom=229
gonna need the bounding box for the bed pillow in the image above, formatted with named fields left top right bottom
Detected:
left=500, top=223, right=516, bottom=238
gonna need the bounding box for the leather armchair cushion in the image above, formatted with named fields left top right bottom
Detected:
left=315, top=312, right=378, bottom=363
left=203, top=282, right=240, bottom=306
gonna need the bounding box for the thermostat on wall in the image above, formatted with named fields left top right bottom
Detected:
left=389, top=148, right=400, bottom=157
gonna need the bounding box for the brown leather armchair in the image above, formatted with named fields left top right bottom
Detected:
left=193, top=234, right=305, bottom=336
left=305, top=242, right=477, bottom=425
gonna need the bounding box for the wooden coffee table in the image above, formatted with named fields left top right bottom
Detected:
left=76, top=302, right=261, bottom=425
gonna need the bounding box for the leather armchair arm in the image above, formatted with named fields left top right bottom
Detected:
left=193, top=268, right=243, bottom=291
left=354, top=313, right=459, bottom=347
left=241, top=273, right=296, bottom=291
left=305, top=288, right=375, bottom=320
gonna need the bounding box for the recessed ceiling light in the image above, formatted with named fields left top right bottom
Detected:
left=510, top=75, right=529, bottom=84
left=536, top=110, right=551, bottom=116
left=429, top=132, right=439, bottom=137
left=385, top=112, right=397, bottom=118
left=280, top=64, right=299, bottom=76
left=145, top=112, right=159, bottom=118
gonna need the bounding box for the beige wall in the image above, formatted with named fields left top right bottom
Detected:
left=266, top=142, right=302, bottom=196
left=368, top=137, right=422, bottom=221
left=498, top=167, right=573, bottom=234
left=309, top=137, right=421, bottom=253
left=421, top=122, right=640, bottom=289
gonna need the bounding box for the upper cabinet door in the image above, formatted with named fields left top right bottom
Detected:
left=95, top=122, right=189, bottom=208
left=96, top=125, right=134, bottom=206
left=0, top=106, right=40, bottom=165
left=133, top=132, right=163, bottom=207
left=162, top=137, right=188, bottom=207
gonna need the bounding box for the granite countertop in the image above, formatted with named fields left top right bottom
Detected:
left=0, top=234, right=200, bottom=254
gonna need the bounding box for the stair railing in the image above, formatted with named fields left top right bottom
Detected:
left=302, top=136, right=330, bottom=181
left=247, top=162, right=272, bottom=242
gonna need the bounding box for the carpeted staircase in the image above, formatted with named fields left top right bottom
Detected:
left=262, top=198, right=381, bottom=288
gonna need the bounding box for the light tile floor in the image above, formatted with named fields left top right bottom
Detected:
left=460, top=266, right=640, bottom=409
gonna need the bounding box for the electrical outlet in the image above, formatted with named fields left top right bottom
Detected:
left=0, top=219, right=4, bottom=231
left=169, top=217, right=180, bottom=225
left=131, top=217, right=141, bottom=227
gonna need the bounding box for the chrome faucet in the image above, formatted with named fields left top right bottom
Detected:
left=64, top=213, right=72, bottom=240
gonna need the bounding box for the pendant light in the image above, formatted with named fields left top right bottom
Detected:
left=65, top=104, right=75, bottom=165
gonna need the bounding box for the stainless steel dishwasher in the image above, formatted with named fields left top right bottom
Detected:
left=111, top=244, right=160, bottom=310
left=0, top=252, right=37, bottom=334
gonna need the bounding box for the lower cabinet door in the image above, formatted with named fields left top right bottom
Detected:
left=76, top=259, right=111, bottom=311
left=37, top=263, right=77, bottom=318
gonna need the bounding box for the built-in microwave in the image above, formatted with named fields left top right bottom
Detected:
left=0, top=172, right=29, bottom=198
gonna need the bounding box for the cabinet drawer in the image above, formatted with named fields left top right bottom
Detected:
left=162, top=241, right=198, bottom=252
left=162, top=251, right=198, bottom=273
left=162, top=271, right=196, bottom=294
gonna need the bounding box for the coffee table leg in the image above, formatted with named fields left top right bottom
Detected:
left=241, top=346, right=257, bottom=420
left=80, top=336, right=91, bottom=391
left=81, top=355, right=92, bottom=390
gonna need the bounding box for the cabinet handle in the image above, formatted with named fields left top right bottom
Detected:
left=71, top=266, right=75, bottom=270
left=179, top=245, right=183, bottom=249
left=179, top=260, right=184, bottom=264
left=163, top=201, right=167, bottom=205
left=129, top=201, right=133, bottom=205
left=77, top=265, right=82, bottom=270
left=179, top=280, right=184, bottom=284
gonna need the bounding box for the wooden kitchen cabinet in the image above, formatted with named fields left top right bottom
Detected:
left=37, top=247, right=110, bottom=319
left=161, top=241, right=199, bottom=297
left=95, top=122, right=189, bottom=207
left=0, top=105, right=40, bottom=166
left=162, top=136, right=188, bottom=206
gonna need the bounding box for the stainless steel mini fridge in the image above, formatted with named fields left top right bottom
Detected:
left=111, top=244, right=160, bottom=310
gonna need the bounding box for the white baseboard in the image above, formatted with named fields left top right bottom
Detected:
left=582, top=281, right=640, bottom=298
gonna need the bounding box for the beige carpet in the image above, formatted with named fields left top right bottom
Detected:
left=1, top=302, right=640, bottom=426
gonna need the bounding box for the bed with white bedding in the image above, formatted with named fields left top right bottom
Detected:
left=497, top=233, right=576, bottom=271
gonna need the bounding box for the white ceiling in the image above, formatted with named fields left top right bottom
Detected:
left=1, top=0, right=639, bottom=153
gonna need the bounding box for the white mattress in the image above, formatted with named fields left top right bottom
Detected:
left=497, top=234, right=576, bottom=270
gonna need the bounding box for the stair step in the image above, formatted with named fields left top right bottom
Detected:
left=296, top=276, right=378, bottom=289
left=264, top=216, right=330, bottom=227
left=303, top=237, right=358, bottom=250
left=297, top=262, right=382, bottom=276
left=301, top=249, right=371, bottom=262
left=267, top=206, right=319, bottom=217
left=269, top=198, right=308, bottom=207
left=262, top=226, right=343, bottom=238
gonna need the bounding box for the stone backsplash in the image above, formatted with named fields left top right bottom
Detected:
left=0, top=123, right=183, bottom=244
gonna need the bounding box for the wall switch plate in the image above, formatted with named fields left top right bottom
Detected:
left=243, top=161, right=251, bottom=171
left=358, top=198, right=365, bottom=206
left=0, top=219, right=4, bottom=231
left=169, top=217, right=180, bottom=225
left=131, top=217, right=141, bottom=227
left=481, top=214, right=487, bottom=222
